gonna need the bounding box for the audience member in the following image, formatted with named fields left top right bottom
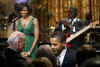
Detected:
left=0, top=31, right=29, bottom=67
left=7, top=31, right=25, bottom=51
left=0, top=46, right=7, bottom=67
left=76, top=44, right=96, bottom=66
left=35, top=45, right=57, bottom=67
left=32, top=57, right=53, bottom=67
left=80, top=57, right=100, bottom=67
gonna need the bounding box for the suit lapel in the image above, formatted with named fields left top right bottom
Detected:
left=62, top=48, right=76, bottom=67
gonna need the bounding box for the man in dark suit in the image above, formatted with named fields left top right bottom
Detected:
left=4, top=31, right=29, bottom=67
left=55, top=7, right=84, bottom=33
left=55, top=7, right=86, bottom=49
left=50, top=31, right=76, bottom=67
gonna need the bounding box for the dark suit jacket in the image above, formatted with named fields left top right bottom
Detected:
left=4, top=48, right=28, bottom=67
left=62, top=48, right=77, bottom=67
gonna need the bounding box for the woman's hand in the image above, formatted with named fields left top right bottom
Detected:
left=21, top=52, right=32, bottom=64
left=21, top=51, right=31, bottom=57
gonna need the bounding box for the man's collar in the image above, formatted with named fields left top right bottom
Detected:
left=58, top=47, right=67, bottom=57
left=8, top=47, right=17, bottom=51
left=57, top=47, right=67, bottom=66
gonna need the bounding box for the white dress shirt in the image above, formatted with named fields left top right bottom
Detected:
left=72, top=18, right=80, bottom=32
left=57, top=48, right=67, bottom=66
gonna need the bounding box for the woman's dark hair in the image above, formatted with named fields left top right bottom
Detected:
left=17, top=3, right=32, bottom=15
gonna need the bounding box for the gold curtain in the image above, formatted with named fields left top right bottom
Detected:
left=91, top=0, right=100, bottom=20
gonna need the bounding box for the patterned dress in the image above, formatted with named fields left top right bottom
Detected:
left=17, top=17, right=38, bottom=60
